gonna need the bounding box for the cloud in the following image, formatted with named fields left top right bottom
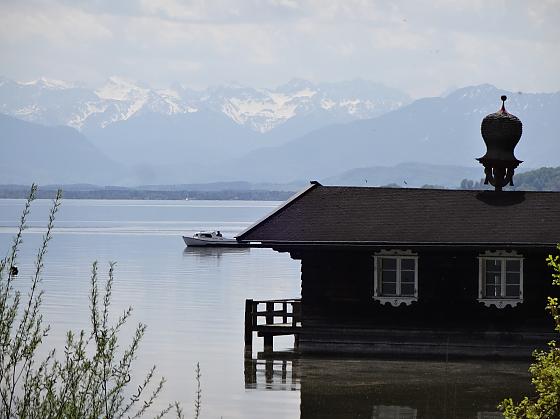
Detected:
left=0, top=0, right=558, bottom=96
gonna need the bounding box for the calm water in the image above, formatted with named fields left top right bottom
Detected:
left=0, top=199, right=531, bottom=418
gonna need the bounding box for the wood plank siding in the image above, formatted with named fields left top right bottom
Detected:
left=294, top=247, right=555, bottom=357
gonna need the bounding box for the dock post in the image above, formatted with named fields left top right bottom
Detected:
left=264, top=301, right=274, bottom=351
left=265, top=301, right=274, bottom=325
left=245, top=299, right=254, bottom=348
left=293, top=300, right=301, bottom=350
left=263, top=335, right=273, bottom=351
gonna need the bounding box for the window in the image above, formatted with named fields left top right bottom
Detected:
left=478, top=251, right=523, bottom=308
left=373, top=250, right=418, bottom=307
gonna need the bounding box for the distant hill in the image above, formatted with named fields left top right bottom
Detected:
left=513, top=167, right=560, bottom=191
left=84, top=110, right=263, bottom=184
left=0, top=114, right=124, bottom=184
left=323, top=162, right=482, bottom=188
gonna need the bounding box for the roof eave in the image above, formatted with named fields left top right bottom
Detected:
left=240, top=240, right=558, bottom=249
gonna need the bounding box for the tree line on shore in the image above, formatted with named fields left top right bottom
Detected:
left=0, top=166, right=558, bottom=200
left=0, top=187, right=293, bottom=201
left=459, top=166, right=560, bottom=191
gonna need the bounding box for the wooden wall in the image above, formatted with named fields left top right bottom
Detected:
left=291, top=247, right=557, bottom=357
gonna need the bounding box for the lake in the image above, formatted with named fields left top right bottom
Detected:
left=0, top=198, right=531, bottom=418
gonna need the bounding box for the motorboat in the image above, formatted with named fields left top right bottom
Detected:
left=182, top=231, right=246, bottom=247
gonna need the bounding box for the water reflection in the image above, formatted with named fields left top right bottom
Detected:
left=372, top=406, right=416, bottom=419
left=244, top=352, right=300, bottom=391
left=182, top=246, right=251, bottom=258
left=244, top=352, right=530, bottom=419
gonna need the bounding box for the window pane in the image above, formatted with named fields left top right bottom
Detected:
left=506, top=285, right=520, bottom=297
left=506, top=272, right=520, bottom=285
left=401, top=258, right=415, bottom=271
left=400, top=270, right=415, bottom=284
left=486, top=284, right=500, bottom=297
left=381, top=258, right=396, bottom=270
left=380, top=257, right=396, bottom=296
left=506, top=259, right=520, bottom=272
left=381, top=270, right=397, bottom=283
left=485, top=259, right=501, bottom=273
left=401, top=283, right=415, bottom=296
left=485, top=272, right=500, bottom=286
left=382, top=282, right=397, bottom=295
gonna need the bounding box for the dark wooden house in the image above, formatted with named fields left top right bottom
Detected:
left=238, top=97, right=560, bottom=358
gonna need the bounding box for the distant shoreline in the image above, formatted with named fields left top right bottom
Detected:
left=0, top=186, right=293, bottom=201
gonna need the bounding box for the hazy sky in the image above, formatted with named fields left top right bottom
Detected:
left=1, top=0, right=559, bottom=97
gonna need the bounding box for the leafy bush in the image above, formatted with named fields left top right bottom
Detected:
left=499, top=245, right=560, bottom=418
left=0, top=185, right=194, bottom=418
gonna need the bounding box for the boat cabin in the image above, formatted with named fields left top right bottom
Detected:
left=237, top=97, right=560, bottom=358
left=194, top=231, right=222, bottom=239
left=195, top=232, right=214, bottom=239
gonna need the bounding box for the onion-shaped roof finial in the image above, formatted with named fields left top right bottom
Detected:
left=477, top=95, right=523, bottom=191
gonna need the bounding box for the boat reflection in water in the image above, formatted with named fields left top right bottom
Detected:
left=244, top=352, right=530, bottom=419
left=182, top=246, right=250, bottom=258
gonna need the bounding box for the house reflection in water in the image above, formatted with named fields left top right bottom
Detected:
left=372, top=406, right=416, bottom=419
left=244, top=354, right=299, bottom=391
left=244, top=353, right=530, bottom=419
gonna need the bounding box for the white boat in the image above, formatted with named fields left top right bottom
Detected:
left=182, top=231, right=245, bottom=247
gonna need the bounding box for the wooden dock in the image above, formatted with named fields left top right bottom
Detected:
left=245, top=298, right=301, bottom=351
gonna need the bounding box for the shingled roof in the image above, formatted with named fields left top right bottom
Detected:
left=237, top=182, right=560, bottom=247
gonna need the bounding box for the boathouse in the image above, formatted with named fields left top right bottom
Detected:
left=238, top=97, right=560, bottom=357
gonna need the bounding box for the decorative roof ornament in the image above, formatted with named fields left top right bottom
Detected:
left=477, top=95, right=523, bottom=191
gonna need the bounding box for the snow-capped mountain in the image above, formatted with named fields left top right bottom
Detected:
left=2, top=81, right=558, bottom=186
left=0, top=76, right=410, bottom=134
left=177, top=78, right=410, bottom=133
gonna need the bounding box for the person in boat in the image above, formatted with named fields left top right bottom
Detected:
left=216, top=231, right=222, bottom=237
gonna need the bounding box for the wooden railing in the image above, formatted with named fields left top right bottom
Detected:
left=245, top=298, right=301, bottom=349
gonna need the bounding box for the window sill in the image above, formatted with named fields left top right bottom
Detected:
left=374, top=296, right=417, bottom=307
left=477, top=298, right=523, bottom=309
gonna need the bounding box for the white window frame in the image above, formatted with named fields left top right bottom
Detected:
left=373, top=250, right=418, bottom=307
left=478, top=250, right=524, bottom=309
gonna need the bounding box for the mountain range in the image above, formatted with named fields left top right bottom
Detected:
left=0, top=76, right=409, bottom=136
left=225, top=84, right=560, bottom=183
left=1, top=76, right=558, bottom=187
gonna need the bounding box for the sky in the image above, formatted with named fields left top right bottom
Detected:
left=1, top=0, right=559, bottom=98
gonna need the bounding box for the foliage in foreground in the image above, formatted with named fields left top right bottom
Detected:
left=0, top=186, right=196, bottom=418
left=499, top=244, right=560, bottom=418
